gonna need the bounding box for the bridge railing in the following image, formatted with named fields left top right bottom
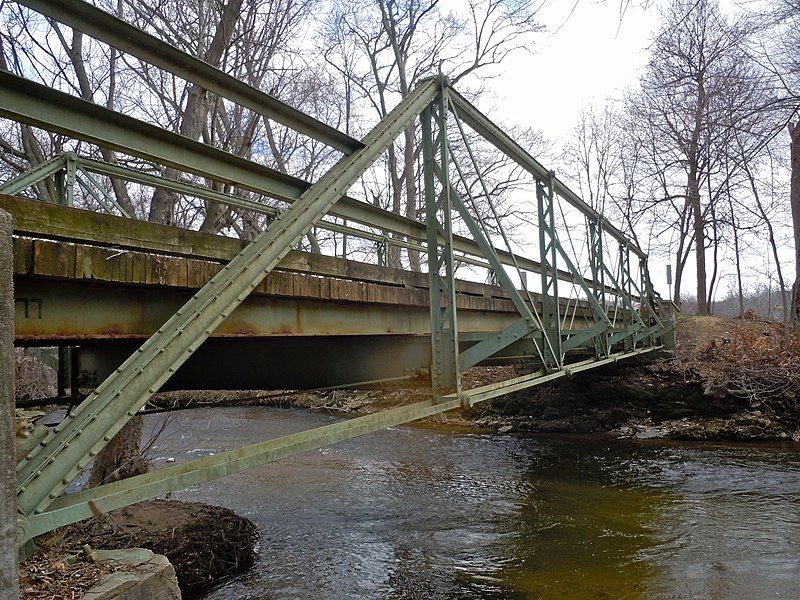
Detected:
left=1, top=0, right=673, bottom=551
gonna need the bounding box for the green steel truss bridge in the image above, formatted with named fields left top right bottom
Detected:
left=1, top=0, right=673, bottom=552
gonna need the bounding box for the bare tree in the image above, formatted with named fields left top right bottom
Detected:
left=321, top=0, right=542, bottom=269
left=627, top=0, right=758, bottom=313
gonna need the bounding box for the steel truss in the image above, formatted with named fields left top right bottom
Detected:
left=2, top=0, right=673, bottom=550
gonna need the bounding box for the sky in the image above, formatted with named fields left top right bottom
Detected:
left=497, top=1, right=658, bottom=141
left=478, top=1, right=792, bottom=304
left=483, top=2, right=670, bottom=295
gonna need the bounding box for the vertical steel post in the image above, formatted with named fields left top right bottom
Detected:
left=587, top=216, right=609, bottom=357
left=57, top=347, right=72, bottom=398
left=639, top=258, right=662, bottom=348
left=618, top=243, right=635, bottom=350
left=536, top=173, right=562, bottom=370
left=422, top=86, right=460, bottom=398
left=53, top=155, right=76, bottom=207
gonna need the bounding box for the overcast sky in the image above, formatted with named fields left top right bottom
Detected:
left=484, top=2, right=670, bottom=295
left=480, top=1, right=791, bottom=303
left=497, top=2, right=657, bottom=141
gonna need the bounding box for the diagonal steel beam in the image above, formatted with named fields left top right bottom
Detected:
left=459, top=317, right=534, bottom=370
left=15, top=0, right=362, bottom=155
left=0, top=70, right=305, bottom=201
left=446, top=88, right=646, bottom=260
left=21, top=345, right=661, bottom=545
left=15, top=79, right=439, bottom=518
left=0, top=154, right=66, bottom=195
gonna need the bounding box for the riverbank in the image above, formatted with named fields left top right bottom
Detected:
left=149, top=315, right=800, bottom=442
left=35, top=500, right=258, bottom=599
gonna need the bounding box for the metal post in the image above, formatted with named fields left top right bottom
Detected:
left=536, top=173, right=562, bottom=370
left=57, top=347, right=72, bottom=398
left=54, top=155, right=77, bottom=207
left=618, top=244, right=634, bottom=350
left=422, top=85, right=460, bottom=398
left=64, top=153, right=76, bottom=207
left=587, top=216, right=609, bottom=357
left=377, top=237, right=389, bottom=267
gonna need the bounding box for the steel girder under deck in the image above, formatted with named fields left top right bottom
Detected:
left=3, top=2, right=672, bottom=547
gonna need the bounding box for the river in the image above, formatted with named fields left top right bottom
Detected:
left=143, top=406, right=800, bottom=599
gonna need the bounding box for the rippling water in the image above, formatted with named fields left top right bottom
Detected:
left=143, top=407, right=800, bottom=599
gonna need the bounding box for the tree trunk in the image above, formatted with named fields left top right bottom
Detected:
left=730, top=198, right=744, bottom=316
left=689, top=170, right=708, bottom=315
left=789, top=122, right=800, bottom=327
left=66, top=29, right=137, bottom=216
left=148, top=0, right=245, bottom=224
left=92, top=0, right=244, bottom=486
left=86, top=417, right=148, bottom=488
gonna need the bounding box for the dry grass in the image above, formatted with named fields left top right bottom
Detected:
left=20, top=549, right=118, bottom=600
left=14, top=349, right=56, bottom=401
left=674, top=315, right=800, bottom=413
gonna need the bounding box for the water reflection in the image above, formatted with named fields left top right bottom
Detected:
left=143, top=408, right=800, bottom=599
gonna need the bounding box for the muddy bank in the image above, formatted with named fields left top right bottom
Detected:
left=147, top=316, right=799, bottom=442
left=148, top=357, right=798, bottom=442
left=38, top=499, right=258, bottom=598
left=478, top=354, right=799, bottom=441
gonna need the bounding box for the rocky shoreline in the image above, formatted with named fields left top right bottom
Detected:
left=473, top=410, right=800, bottom=442
left=35, top=500, right=259, bottom=599
left=149, top=352, right=800, bottom=444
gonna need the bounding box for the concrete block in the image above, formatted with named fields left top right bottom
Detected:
left=83, top=549, right=181, bottom=600
left=0, top=209, right=18, bottom=600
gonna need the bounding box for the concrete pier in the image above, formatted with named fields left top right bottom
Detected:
left=0, top=209, right=18, bottom=599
